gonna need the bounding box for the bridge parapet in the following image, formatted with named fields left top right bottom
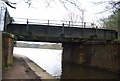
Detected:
left=6, top=23, right=118, bottom=43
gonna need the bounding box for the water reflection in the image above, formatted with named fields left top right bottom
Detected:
left=13, top=47, right=118, bottom=79
left=61, top=62, right=118, bottom=79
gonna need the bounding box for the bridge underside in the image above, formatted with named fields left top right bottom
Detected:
left=6, top=24, right=118, bottom=43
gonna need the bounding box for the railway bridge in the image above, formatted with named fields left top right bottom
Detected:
left=6, top=21, right=118, bottom=43
left=0, top=1, right=120, bottom=80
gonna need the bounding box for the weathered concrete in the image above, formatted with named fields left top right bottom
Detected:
left=2, top=35, right=14, bottom=68
left=62, top=43, right=120, bottom=73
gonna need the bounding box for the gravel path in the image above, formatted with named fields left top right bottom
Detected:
left=2, top=54, right=41, bottom=81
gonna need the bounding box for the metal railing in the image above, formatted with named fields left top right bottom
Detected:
left=12, top=17, right=98, bottom=28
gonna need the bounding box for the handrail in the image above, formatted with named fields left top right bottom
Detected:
left=11, top=17, right=98, bottom=28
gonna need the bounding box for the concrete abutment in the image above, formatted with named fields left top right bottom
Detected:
left=62, top=43, right=120, bottom=73
left=2, top=32, right=15, bottom=69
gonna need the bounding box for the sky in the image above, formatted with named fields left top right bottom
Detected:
left=6, top=0, right=113, bottom=26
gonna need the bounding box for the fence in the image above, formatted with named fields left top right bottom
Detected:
left=12, top=17, right=98, bottom=28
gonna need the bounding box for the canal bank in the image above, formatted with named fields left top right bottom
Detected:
left=14, top=47, right=119, bottom=79
left=2, top=54, right=58, bottom=81
left=22, top=54, right=57, bottom=80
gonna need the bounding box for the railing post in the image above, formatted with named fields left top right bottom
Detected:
left=83, top=22, right=86, bottom=28
left=48, top=20, right=49, bottom=26
left=27, top=19, right=29, bottom=33
left=95, top=26, right=98, bottom=36
left=68, top=21, right=70, bottom=27
left=62, top=23, right=65, bottom=34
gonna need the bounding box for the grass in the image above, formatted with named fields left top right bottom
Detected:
left=112, top=37, right=120, bottom=43
left=2, top=32, right=16, bottom=39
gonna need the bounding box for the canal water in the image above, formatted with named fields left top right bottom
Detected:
left=13, top=47, right=118, bottom=79
left=13, top=47, right=62, bottom=78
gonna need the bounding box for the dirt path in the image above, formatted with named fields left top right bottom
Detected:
left=2, top=54, right=41, bottom=81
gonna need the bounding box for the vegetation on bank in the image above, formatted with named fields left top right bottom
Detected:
left=15, top=42, right=62, bottom=50
left=112, top=37, right=120, bottom=43
left=2, top=32, right=16, bottom=39
left=99, top=1, right=120, bottom=36
left=99, top=9, right=120, bottom=30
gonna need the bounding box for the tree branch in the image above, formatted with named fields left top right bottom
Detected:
left=46, top=0, right=52, bottom=8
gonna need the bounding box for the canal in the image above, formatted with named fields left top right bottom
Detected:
left=13, top=47, right=118, bottom=79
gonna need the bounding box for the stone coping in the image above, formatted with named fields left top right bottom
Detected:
left=21, top=55, right=59, bottom=81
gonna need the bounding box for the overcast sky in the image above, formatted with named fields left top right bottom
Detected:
left=6, top=0, right=113, bottom=25
left=4, top=0, right=115, bottom=44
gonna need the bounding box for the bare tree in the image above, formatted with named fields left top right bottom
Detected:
left=19, top=0, right=86, bottom=27
left=93, top=0, right=120, bottom=13
left=80, top=8, right=85, bottom=28
left=12, top=0, right=83, bottom=11
left=1, top=0, right=16, bottom=9
left=63, top=8, right=85, bottom=27
left=95, top=0, right=120, bottom=37
left=63, top=11, right=79, bottom=26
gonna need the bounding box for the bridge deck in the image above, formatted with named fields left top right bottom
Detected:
left=6, top=24, right=118, bottom=43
